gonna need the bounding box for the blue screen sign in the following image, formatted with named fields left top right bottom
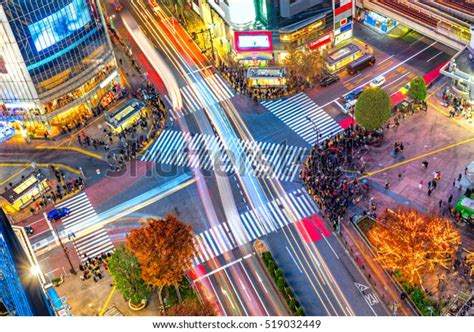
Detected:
left=28, top=0, right=92, bottom=52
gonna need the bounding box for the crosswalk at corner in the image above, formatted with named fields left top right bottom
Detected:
left=191, top=188, right=320, bottom=266
left=56, top=192, right=98, bottom=230
left=165, top=74, right=234, bottom=119
left=238, top=188, right=319, bottom=242
left=55, top=192, right=114, bottom=260
left=192, top=222, right=237, bottom=266
left=72, top=227, right=115, bottom=261
left=261, top=92, right=344, bottom=145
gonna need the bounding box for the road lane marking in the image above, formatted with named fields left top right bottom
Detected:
left=239, top=262, right=270, bottom=315
left=43, top=212, right=59, bottom=246
left=382, top=72, right=410, bottom=90
left=354, top=282, right=378, bottom=316
left=426, top=51, right=443, bottom=62
left=286, top=246, right=303, bottom=273
left=343, top=41, right=437, bottom=98
left=343, top=73, right=361, bottom=84
left=224, top=268, right=249, bottom=316
left=208, top=280, right=227, bottom=316
left=239, top=278, right=252, bottom=301
left=98, top=285, right=116, bottom=316
left=376, top=54, right=394, bottom=66
left=256, top=272, right=269, bottom=294
left=220, top=288, right=236, bottom=310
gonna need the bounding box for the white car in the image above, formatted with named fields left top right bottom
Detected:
left=370, top=75, right=386, bottom=88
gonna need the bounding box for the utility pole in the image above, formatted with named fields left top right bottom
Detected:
left=51, top=222, right=76, bottom=275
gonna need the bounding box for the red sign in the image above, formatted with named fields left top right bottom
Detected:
left=335, top=2, right=352, bottom=16
left=308, top=34, right=331, bottom=50
left=234, top=31, right=273, bottom=53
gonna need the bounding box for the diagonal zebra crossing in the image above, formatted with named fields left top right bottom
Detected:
left=56, top=193, right=114, bottom=260
left=164, top=74, right=234, bottom=119
left=261, top=92, right=344, bottom=145
left=191, top=188, right=320, bottom=265
left=72, top=227, right=115, bottom=261
left=141, top=129, right=307, bottom=182
left=56, top=192, right=98, bottom=230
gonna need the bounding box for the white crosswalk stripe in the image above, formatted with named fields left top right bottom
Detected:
left=261, top=92, right=344, bottom=145
left=192, top=222, right=236, bottom=265
left=141, top=130, right=307, bottom=182
left=56, top=192, right=98, bottom=230
left=191, top=189, right=320, bottom=265
left=164, top=74, right=235, bottom=119
left=72, top=227, right=114, bottom=261
left=55, top=193, right=113, bottom=260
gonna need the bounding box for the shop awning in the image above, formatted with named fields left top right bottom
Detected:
left=47, top=288, right=63, bottom=310
left=235, top=52, right=273, bottom=61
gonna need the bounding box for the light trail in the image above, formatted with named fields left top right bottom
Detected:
left=127, top=0, right=360, bottom=316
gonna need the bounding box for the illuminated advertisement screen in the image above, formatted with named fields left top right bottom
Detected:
left=28, top=0, right=91, bottom=52
left=234, top=31, right=273, bottom=52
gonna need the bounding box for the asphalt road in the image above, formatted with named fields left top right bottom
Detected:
left=14, top=1, right=458, bottom=317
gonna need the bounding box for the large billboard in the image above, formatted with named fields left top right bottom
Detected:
left=28, top=0, right=91, bottom=52
left=234, top=31, right=273, bottom=52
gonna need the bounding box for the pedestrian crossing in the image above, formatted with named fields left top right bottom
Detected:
left=192, top=222, right=237, bottom=266
left=164, top=74, right=235, bottom=119
left=56, top=192, right=114, bottom=261
left=72, top=227, right=115, bottom=262
left=141, top=129, right=307, bottom=182
left=56, top=192, right=98, bottom=230
left=260, top=92, right=344, bottom=145
left=191, top=188, right=320, bottom=265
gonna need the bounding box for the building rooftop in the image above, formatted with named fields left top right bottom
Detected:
left=454, top=47, right=474, bottom=77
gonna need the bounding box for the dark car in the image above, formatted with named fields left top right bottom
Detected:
left=47, top=207, right=70, bottom=222
left=344, top=87, right=364, bottom=101
left=319, top=75, right=339, bottom=87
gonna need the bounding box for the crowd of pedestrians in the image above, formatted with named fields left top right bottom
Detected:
left=443, top=89, right=472, bottom=119
left=79, top=252, right=112, bottom=283
left=218, top=63, right=308, bottom=101
left=28, top=168, right=84, bottom=215
left=300, top=125, right=378, bottom=230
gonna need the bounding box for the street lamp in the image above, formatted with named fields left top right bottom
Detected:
left=306, top=116, right=321, bottom=145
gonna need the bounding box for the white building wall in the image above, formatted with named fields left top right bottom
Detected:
left=0, top=5, right=40, bottom=108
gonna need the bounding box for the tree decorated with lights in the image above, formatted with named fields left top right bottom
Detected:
left=368, top=209, right=461, bottom=286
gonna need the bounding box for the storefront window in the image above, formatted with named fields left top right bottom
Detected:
left=364, top=11, right=398, bottom=34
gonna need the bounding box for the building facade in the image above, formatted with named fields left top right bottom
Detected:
left=441, top=26, right=474, bottom=103
left=0, top=0, right=118, bottom=137
left=193, top=0, right=354, bottom=64
left=0, top=209, right=54, bottom=316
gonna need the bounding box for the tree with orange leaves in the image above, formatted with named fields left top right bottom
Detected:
left=166, top=298, right=216, bottom=316
left=126, top=214, right=194, bottom=306
left=368, top=209, right=461, bottom=286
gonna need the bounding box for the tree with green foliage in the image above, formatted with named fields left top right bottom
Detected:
left=277, top=276, right=286, bottom=290
left=108, top=245, right=151, bottom=305
left=407, top=76, right=427, bottom=102
left=354, top=87, right=391, bottom=131
left=296, top=307, right=305, bottom=316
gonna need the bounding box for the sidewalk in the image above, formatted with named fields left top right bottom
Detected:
left=1, top=165, right=84, bottom=225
